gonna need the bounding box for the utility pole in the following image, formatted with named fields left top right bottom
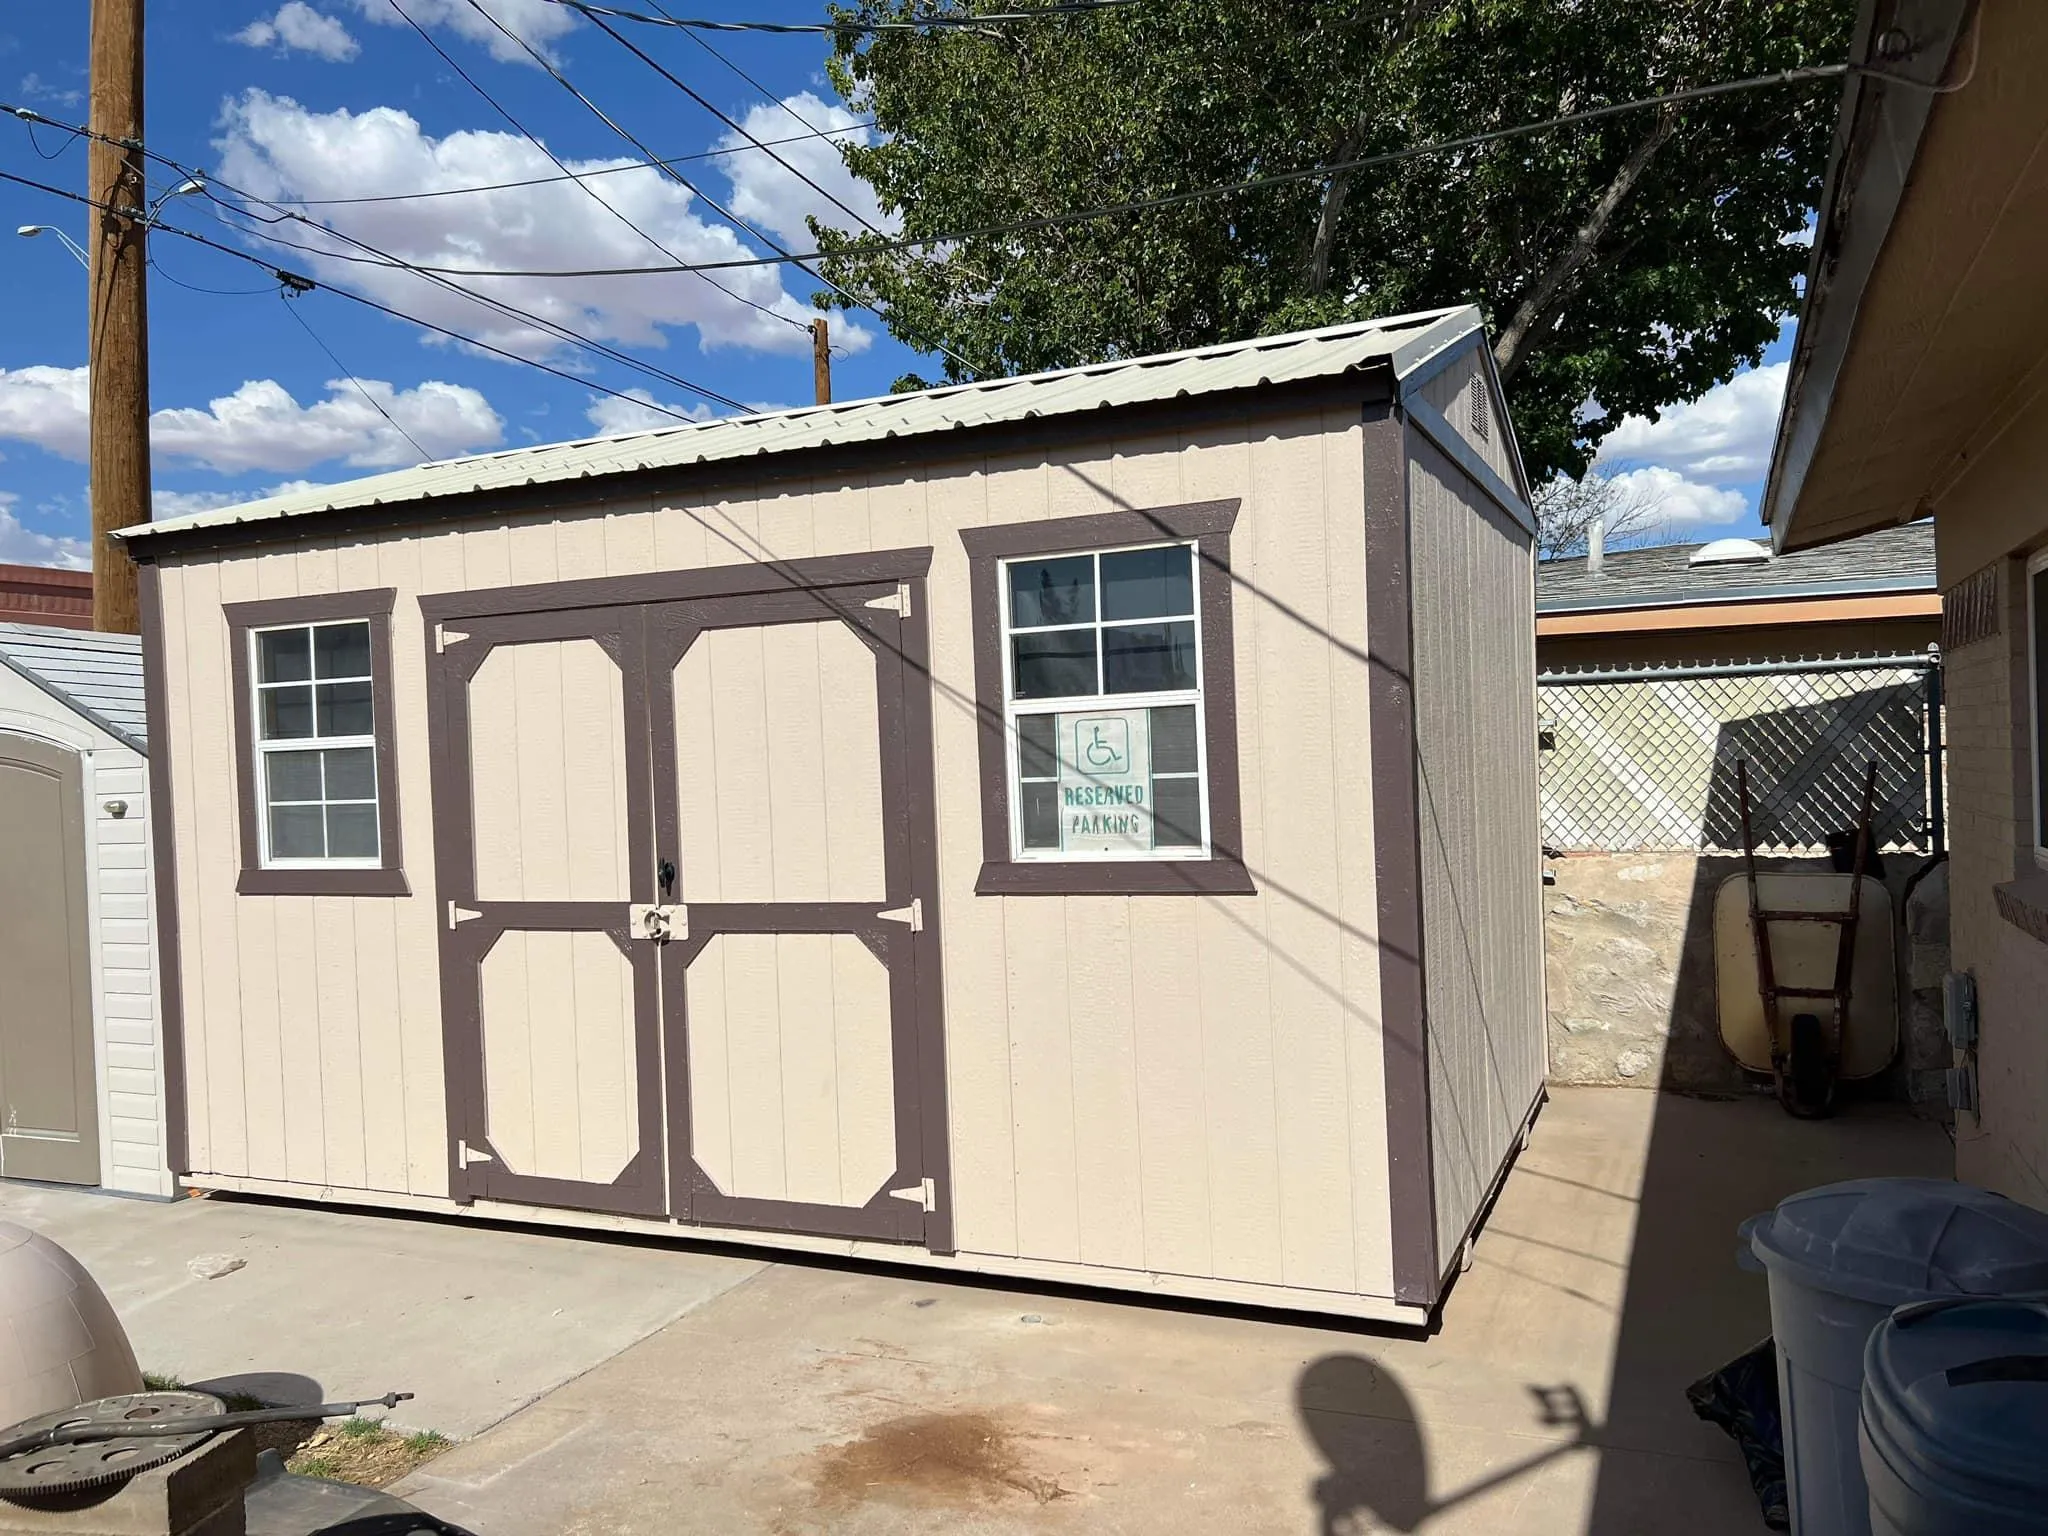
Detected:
left=87, top=0, right=151, bottom=634
left=811, top=316, right=831, bottom=406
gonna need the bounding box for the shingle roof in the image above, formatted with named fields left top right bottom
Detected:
left=1536, top=521, right=1934, bottom=615
left=119, top=305, right=1491, bottom=548
left=0, top=623, right=147, bottom=753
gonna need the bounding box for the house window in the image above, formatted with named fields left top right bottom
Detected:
left=2031, top=549, right=2048, bottom=866
left=252, top=621, right=380, bottom=863
left=225, top=587, right=407, bottom=896
left=962, top=500, right=1253, bottom=896
left=1004, top=544, right=1208, bottom=859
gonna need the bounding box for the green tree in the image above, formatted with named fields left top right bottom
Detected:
left=818, top=0, right=1850, bottom=482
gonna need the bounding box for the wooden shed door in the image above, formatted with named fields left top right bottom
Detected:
left=649, top=581, right=947, bottom=1247
left=0, top=732, right=99, bottom=1186
left=431, top=608, right=667, bottom=1217
left=428, top=567, right=949, bottom=1251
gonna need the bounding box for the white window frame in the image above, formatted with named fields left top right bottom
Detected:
left=249, top=618, right=382, bottom=870
left=2030, top=547, right=2048, bottom=871
left=998, top=539, right=1213, bottom=863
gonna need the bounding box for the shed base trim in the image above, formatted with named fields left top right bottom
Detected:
left=181, top=1170, right=1431, bottom=1327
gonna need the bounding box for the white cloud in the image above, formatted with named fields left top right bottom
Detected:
left=152, top=481, right=328, bottom=519
left=0, top=493, right=89, bottom=570
left=0, top=363, right=503, bottom=473
left=153, top=377, right=502, bottom=471
left=717, top=92, right=893, bottom=249
left=213, top=91, right=869, bottom=364
left=1604, top=465, right=1747, bottom=531
left=584, top=390, right=713, bottom=437
left=0, top=366, right=90, bottom=461
left=235, top=4, right=361, bottom=62
left=348, top=0, right=576, bottom=65
left=17, top=73, right=83, bottom=109
left=1600, top=362, right=1789, bottom=481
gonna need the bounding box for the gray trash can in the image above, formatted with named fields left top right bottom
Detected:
left=1861, top=1297, right=2048, bottom=1535
left=1744, top=1178, right=2048, bottom=1536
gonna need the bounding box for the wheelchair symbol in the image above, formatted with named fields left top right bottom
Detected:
left=1075, top=717, right=1129, bottom=774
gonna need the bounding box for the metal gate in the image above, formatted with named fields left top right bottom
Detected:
left=1537, top=654, right=1945, bottom=856
left=423, top=550, right=952, bottom=1250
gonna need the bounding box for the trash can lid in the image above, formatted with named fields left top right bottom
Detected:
left=1747, top=1178, right=2048, bottom=1308
left=1863, top=1298, right=2048, bottom=1497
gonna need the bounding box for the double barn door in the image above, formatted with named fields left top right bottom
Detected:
left=424, top=555, right=949, bottom=1250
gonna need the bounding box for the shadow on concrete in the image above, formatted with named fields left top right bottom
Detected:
left=1298, top=1355, right=1596, bottom=1533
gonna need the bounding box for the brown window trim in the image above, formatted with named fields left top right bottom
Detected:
left=225, top=587, right=408, bottom=897
left=961, top=499, right=1254, bottom=897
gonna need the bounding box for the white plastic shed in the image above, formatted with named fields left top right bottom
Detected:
left=120, top=307, right=1545, bottom=1322
left=0, top=623, right=172, bottom=1196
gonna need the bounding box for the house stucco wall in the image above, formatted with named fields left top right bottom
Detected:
left=1932, top=381, right=2048, bottom=1210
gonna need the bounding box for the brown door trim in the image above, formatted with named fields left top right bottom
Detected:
left=646, top=574, right=953, bottom=1250
left=419, top=545, right=934, bottom=623
left=424, top=604, right=667, bottom=1218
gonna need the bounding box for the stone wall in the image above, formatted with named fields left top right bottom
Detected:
left=1544, top=850, right=1951, bottom=1099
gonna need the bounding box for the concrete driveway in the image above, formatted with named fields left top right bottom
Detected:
left=1, top=1088, right=1949, bottom=1532
left=383, top=1088, right=1949, bottom=1535
left=0, top=1180, right=764, bottom=1439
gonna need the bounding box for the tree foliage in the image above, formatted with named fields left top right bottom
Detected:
left=817, top=0, right=1849, bottom=482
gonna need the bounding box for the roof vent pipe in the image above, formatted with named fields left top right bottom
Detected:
left=1587, top=512, right=1605, bottom=575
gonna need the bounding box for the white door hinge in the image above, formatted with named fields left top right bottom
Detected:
left=446, top=900, right=482, bottom=930
left=435, top=624, right=470, bottom=654
left=457, top=1139, right=494, bottom=1168
left=877, top=897, right=923, bottom=932
left=864, top=583, right=912, bottom=619
left=888, top=1177, right=937, bottom=1212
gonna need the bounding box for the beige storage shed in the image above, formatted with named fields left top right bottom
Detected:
left=120, top=306, right=1544, bottom=1324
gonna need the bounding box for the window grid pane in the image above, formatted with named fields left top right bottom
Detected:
left=254, top=621, right=381, bottom=866
left=1003, top=543, right=1208, bottom=862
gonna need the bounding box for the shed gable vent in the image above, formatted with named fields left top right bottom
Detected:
left=1467, top=374, right=1490, bottom=440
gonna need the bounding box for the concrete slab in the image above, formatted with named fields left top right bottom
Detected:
left=0, top=1183, right=765, bottom=1439
left=393, top=1088, right=1952, bottom=1534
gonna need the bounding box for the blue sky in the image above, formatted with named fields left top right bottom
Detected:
left=1, top=1, right=1790, bottom=568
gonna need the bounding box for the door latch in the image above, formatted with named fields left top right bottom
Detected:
left=630, top=903, right=686, bottom=942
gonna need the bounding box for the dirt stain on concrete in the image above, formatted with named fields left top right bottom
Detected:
left=810, top=1409, right=1065, bottom=1509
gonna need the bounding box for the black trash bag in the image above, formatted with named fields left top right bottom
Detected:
left=1687, top=1338, right=1788, bottom=1530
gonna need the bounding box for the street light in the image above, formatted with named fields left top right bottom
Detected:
left=16, top=224, right=89, bottom=268
left=144, top=175, right=207, bottom=225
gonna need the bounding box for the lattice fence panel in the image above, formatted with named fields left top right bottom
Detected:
left=1538, top=665, right=1937, bottom=855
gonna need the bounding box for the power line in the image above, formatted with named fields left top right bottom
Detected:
left=542, top=0, right=1146, bottom=33
left=250, top=119, right=876, bottom=208
left=277, top=289, right=433, bottom=463
left=0, top=165, right=738, bottom=420
left=560, top=0, right=987, bottom=376
left=622, top=0, right=883, bottom=246
left=388, top=0, right=804, bottom=336
left=3, top=98, right=753, bottom=411
left=154, top=63, right=1858, bottom=282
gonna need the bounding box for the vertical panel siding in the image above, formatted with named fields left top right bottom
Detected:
left=1405, top=439, right=1545, bottom=1269
left=92, top=751, right=169, bottom=1193
left=683, top=932, right=894, bottom=1204
left=671, top=623, right=885, bottom=904
left=158, top=404, right=1415, bottom=1301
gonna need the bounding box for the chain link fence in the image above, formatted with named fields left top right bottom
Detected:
left=1538, top=657, right=1943, bottom=856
